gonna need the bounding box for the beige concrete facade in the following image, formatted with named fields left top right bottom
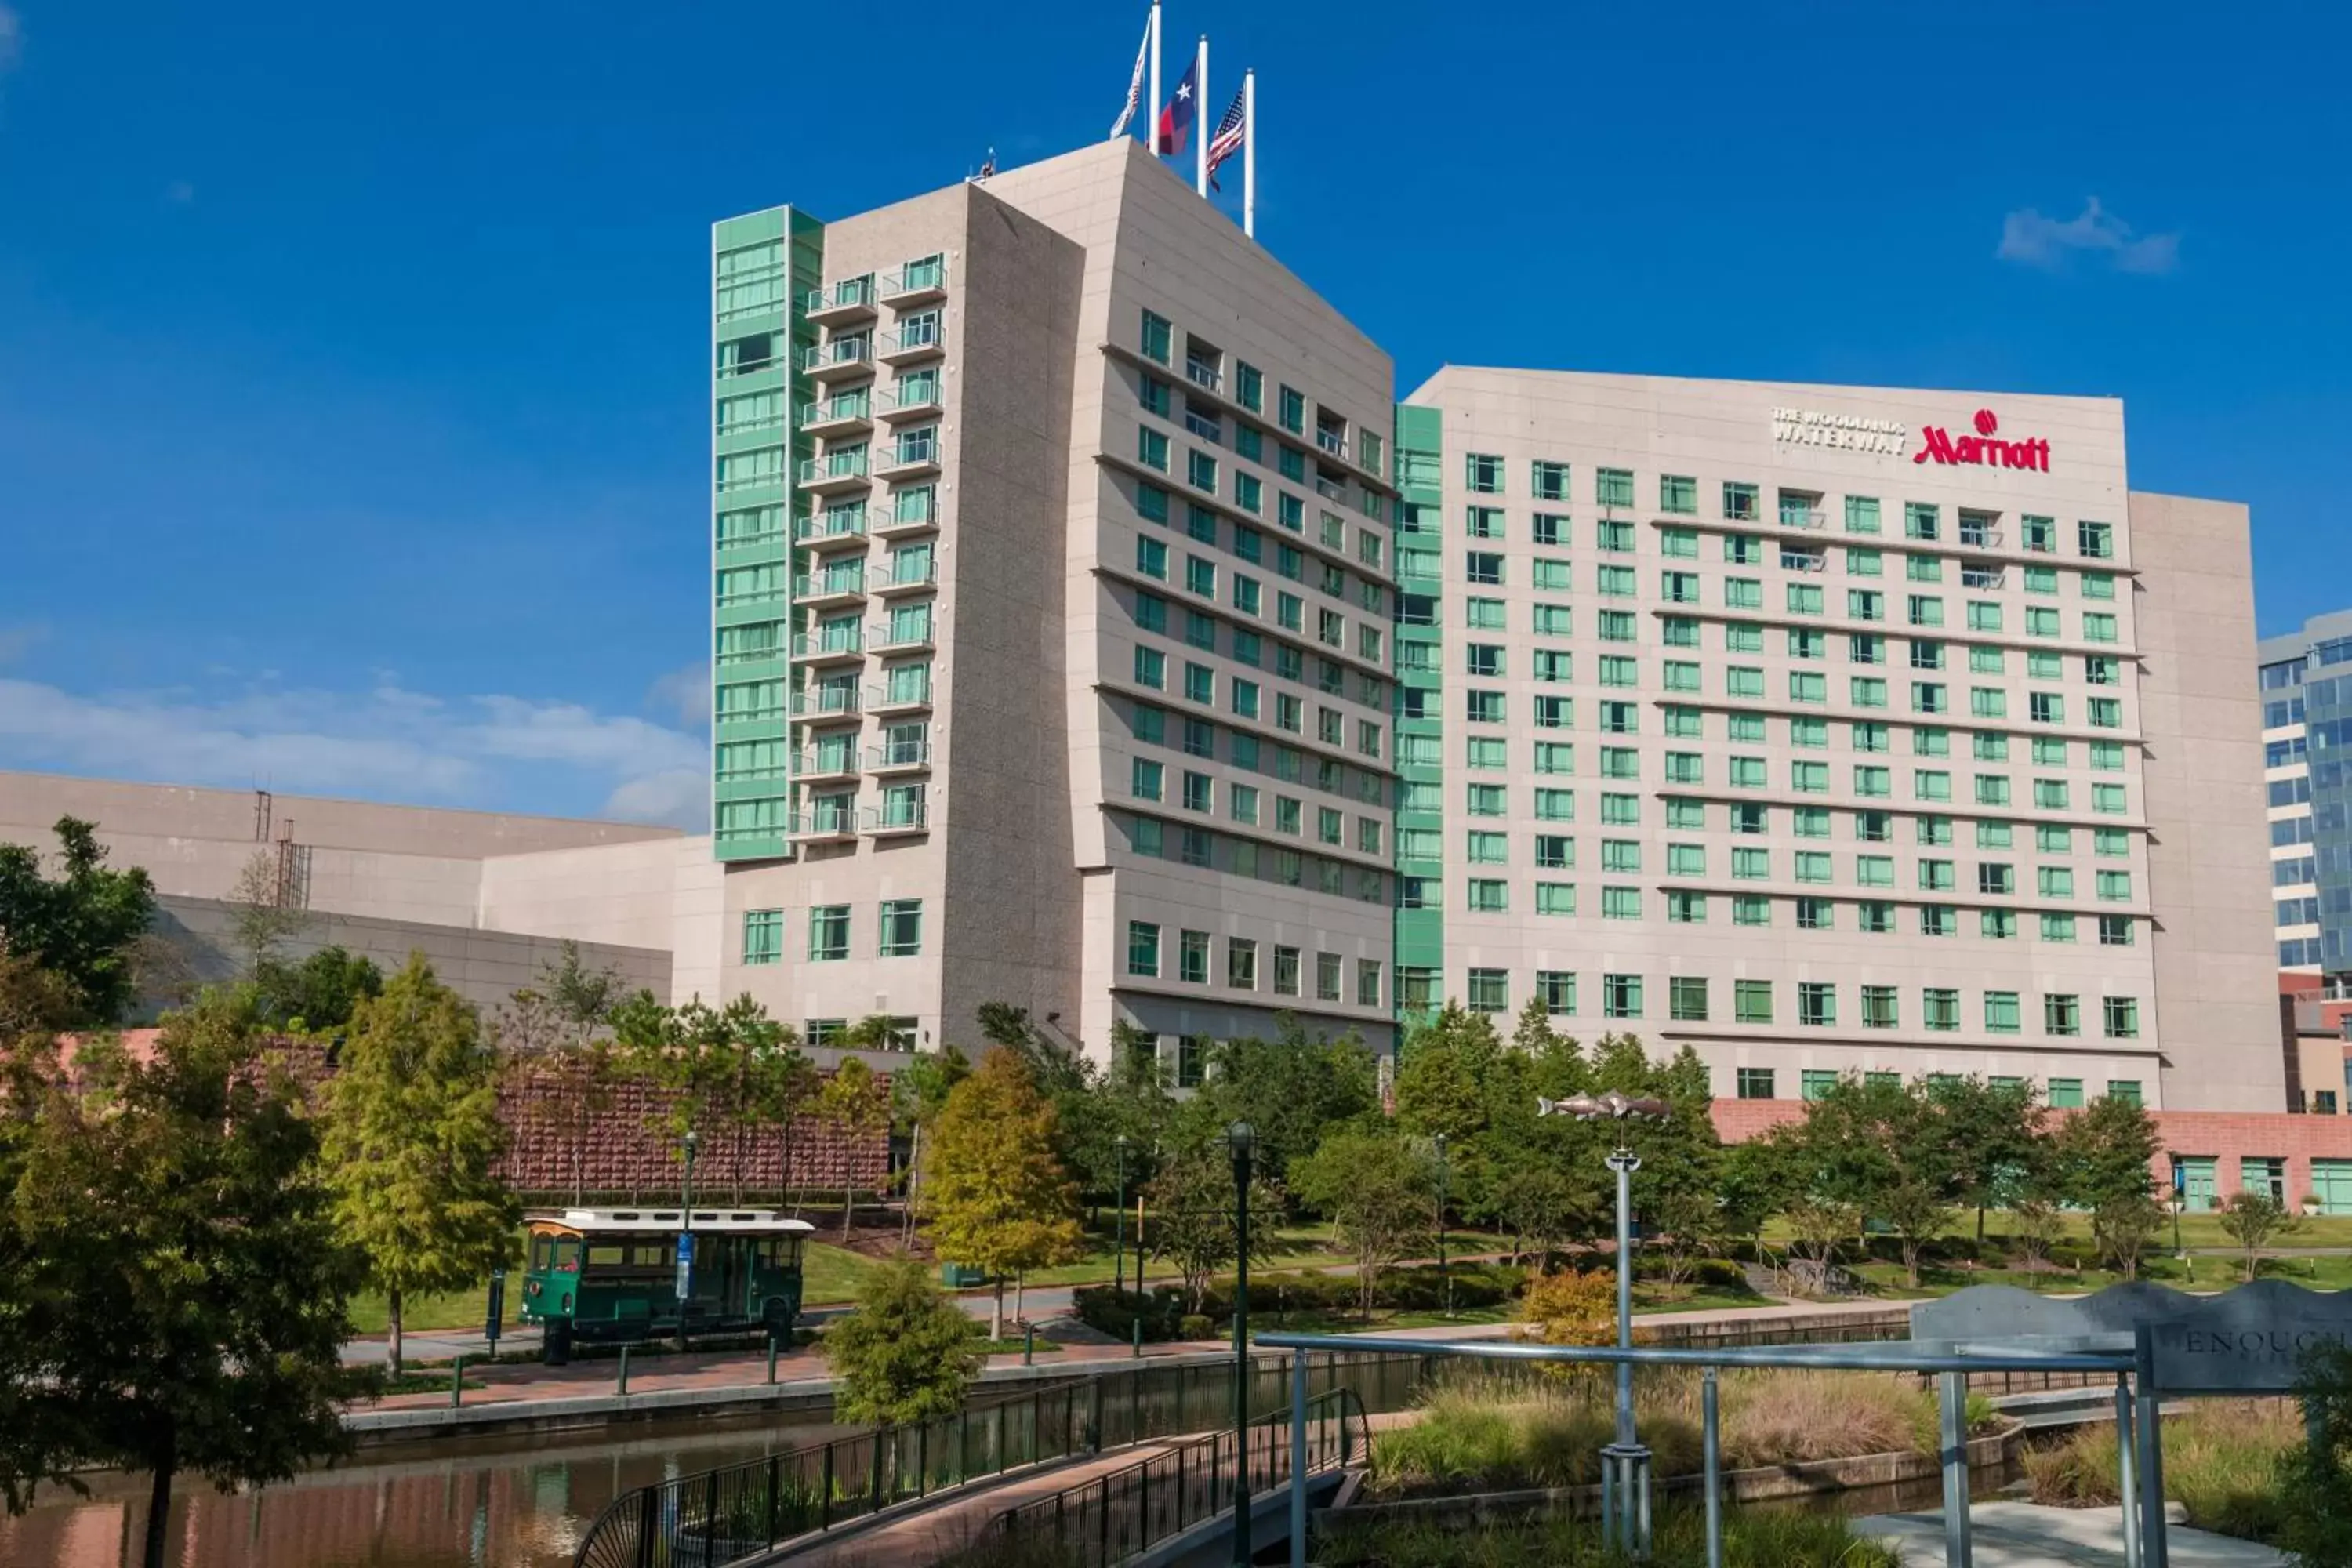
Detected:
left=710, top=142, right=1400, bottom=1066
left=1397, top=368, right=2280, bottom=1109
left=0, top=771, right=687, bottom=1014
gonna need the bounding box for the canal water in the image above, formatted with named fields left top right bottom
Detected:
left=0, top=1410, right=858, bottom=1568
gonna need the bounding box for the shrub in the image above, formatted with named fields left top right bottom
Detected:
left=1177, top=1313, right=1215, bottom=1341
left=824, top=1259, right=982, bottom=1425
left=2024, top=1400, right=2295, bottom=1542
left=1072, top=1284, right=1188, bottom=1341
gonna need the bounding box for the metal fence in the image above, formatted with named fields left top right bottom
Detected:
left=968, top=1388, right=1369, bottom=1568
left=570, top=1352, right=1427, bottom=1568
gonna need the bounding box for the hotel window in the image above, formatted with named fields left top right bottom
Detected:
left=1984, top=990, right=2021, bottom=1034
left=1905, top=503, right=1940, bottom=541
left=1531, top=459, right=1570, bottom=501
left=1596, top=467, right=1635, bottom=508
left=1860, top=985, right=1898, bottom=1029
left=1661, top=474, right=1697, bottom=513
left=2078, top=521, right=2114, bottom=559
left=1465, top=505, right=1503, bottom=539
left=1140, top=309, right=1172, bottom=365
left=1533, top=514, right=1569, bottom=546
left=1598, top=519, right=1635, bottom=550
left=2104, top=996, right=2140, bottom=1039
left=1846, top=496, right=1882, bottom=535
left=1733, top=895, right=1770, bottom=926
left=1356, top=959, right=1382, bottom=1008
left=1602, top=886, right=1642, bottom=920
left=1536, top=788, right=1576, bottom=821
left=879, top=898, right=923, bottom=957
left=1736, top=1067, right=1776, bottom=1100
left=1537, top=834, right=1577, bottom=869
left=1666, top=891, right=1704, bottom=922
left=2046, top=1077, right=2084, bottom=1109
left=2045, top=993, right=2081, bottom=1036
left=1538, top=971, right=1577, bottom=1015
left=1922, top=987, right=1959, bottom=1031
left=1670, top=977, right=1710, bottom=1022
left=1723, top=481, right=1759, bottom=519
left=1602, top=972, right=1644, bottom=1018
left=1466, top=878, right=1508, bottom=912
left=1666, top=843, right=1704, bottom=877
left=2100, top=915, right=2135, bottom=946
left=1465, top=452, right=1504, bottom=493
left=1177, top=930, right=1209, bottom=984
left=1138, top=427, right=1171, bottom=472
left=742, top=909, right=783, bottom=965
left=1278, top=385, right=1305, bottom=434
left=1463, top=967, right=1510, bottom=1013
left=808, top=905, right=851, bottom=963
left=1726, top=578, right=1762, bottom=609
left=2097, top=869, right=2133, bottom=902
left=1536, top=883, right=1577, bottom=916
left=1466, top=597, right=1506, bottom=629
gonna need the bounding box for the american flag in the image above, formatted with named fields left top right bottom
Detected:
left=1205, top=87, right=1247, bottom=190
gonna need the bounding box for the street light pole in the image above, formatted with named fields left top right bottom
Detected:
left=1434, top=1132, right=1451, bottom=1320
left=677, top=1128, right=700, bottom=1354
left=1538, top=1090, right=1668, bottom=1559
left=1114, top=1134, right=1131, bottom=1298
left=1228, top=1120, right=1256, bottom=1567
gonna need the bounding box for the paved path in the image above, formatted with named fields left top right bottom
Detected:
left=1857, top=1503, right=2284, bottom=1566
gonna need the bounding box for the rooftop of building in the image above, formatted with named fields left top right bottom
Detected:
left=2258, top=608, right=2352, bottom=666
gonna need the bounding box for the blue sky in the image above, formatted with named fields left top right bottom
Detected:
left=0, top=2, right=2344, bottom=826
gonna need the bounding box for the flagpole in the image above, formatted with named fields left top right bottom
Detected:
left=1243, top=68, right=1256, bottom=239
left=1195, top=36, right=1209, bottom=196
left=1149, top=3, right=1161, bottom=151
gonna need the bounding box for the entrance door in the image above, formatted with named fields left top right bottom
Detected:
left=2178, top=1156, right=2220, bottom=1214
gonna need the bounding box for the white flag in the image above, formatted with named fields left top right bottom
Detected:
left=1108, top=13, right=1152, bottom=138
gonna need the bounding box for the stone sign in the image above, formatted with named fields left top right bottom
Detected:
left=1912, top=1279, right=2352, bottom=1396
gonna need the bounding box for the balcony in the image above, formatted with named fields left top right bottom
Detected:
left=1962, top=567, right=2008, bottom=590
left=790, top=628, right=865, bottom=666
left=880, top=257, right=948, bottom=307
left=870, top=622, right=934, bottom=657
left=793, top=572, right=869, bottom=609
left=793, top=749, right=860, bottom=782
left=867, top=678, right=933, bottom=716
left=1779, top=508, right=1828, bottom=529
left=1313, top=476, right=1346, bottom=503
left=789, top=686, right=863, bottom=722
left=794, top=507, right=870, bottom=549
left=803, top=276, right=876, bottom=326
left=797, top=394, right=872, bottom=437
left=863, top=800, right=930, bottom=836
left=1961, top=523, right=2005, bottom=550
left=870, top=564, right=938, bottom=598
left=1780, top=550, right=1827, bottom=573
left=1184, top=359, right=1222, bottom=394
left=797, top=452, right=870, bottom=495
left=787, top=806, right=861, bottom=844
left=1315, top=427, right=1348, bottom=460
left=799, top=339, right=874, bottom=383
left=874, top=495, right=941, bottom=538
left=874, top=436, right=942, bottom=481
left=877, top=381, right=942, bottom=422
left=877, top=323, right=945, bottom=366
left=868, top=740, right=931, bottom=774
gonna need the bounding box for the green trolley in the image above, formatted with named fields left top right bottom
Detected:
left=521, top=1207, right=813, bottom=1361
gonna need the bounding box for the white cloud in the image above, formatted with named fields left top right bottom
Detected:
left=1997, top=198, right=2180, bottom=275
left=647, top=662, right=713, bottom=728
left=0, top=675, right=709, bottom=830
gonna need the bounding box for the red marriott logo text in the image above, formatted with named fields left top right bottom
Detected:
left=1914, top=408, right=2049, bottom=471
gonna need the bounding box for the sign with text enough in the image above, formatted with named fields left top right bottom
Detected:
left=1912, top=1279, right=2352, bottom=1396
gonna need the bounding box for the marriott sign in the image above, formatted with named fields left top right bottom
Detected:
left=1914, top=408, right=2051, bottom=473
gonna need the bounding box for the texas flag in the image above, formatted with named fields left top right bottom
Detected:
left=1156, top=54, right=1199, bottom=155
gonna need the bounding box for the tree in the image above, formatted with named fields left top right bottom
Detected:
left=223, top=851, right=309, bottom=978
left=0, top=817, right=158, bottom=1025
left=253, top=945, right=383, bottom=1033
left=823, top=1260, right=982, bottom=1425
left=1141, top=1144, right=1283, bottom=1313
left=2009, top=1196, right=2067, bottom=1277
left=920, top=1048, right=1081, bottom=1338
left=1780, top=1198, right=1860, bottom=1294
left=891, top=1047, right=971, bottom=1243
left=1925, top=1076, right=2044, bottom=1244
left=320, top=956, right=519, bottom=1375
left=614, top=991, right=801, bottom=1204
left=2218, top=1189, right=2302, bottom=1282
left=2274, top=1341, right=2352, bottom=1566
left=1774, top=1076, right=1955, bottom=1289
left=818, top=1056, right=891, bottom=1238
left=2, top=990, right=368, bottom=1568
left=2056, top=1094, right=2163, bottom=1280
left=1290, top=1127, right=1434, bottom=1318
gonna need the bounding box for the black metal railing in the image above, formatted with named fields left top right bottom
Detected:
left=570, top=1352, right=1424, bottom=1568
left=967, top=1387, right=1369, bottom=1568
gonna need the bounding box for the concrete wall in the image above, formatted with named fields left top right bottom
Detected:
left=2130, top=490, right=2286, bottom=1110
left=151, top=895, right=670, bottom=1018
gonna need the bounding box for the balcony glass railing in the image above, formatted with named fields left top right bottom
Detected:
left=1780, top=507, right=1827, bottom=528
left=870, top=741, right=931, bottom=769
left=871, top=676, right=931, bottom=708
left=880, top=380, right=941, bottom=414
left=803, top=276, right=874, bottom=313
left=1314, top=477, right=1345, bottom=502
left=793, top=628, right=863, bottom=659
left=791, top=685, right=862, bottom=717
left=797, top=452, right=869, bottom=485
left=880, top=321, right=942, bottom=357
left=1185, top=361, right=1223, bottom=393
left=888, top=433, right=938, bottom=467
left=793, top=572, right=869, bottom=600
left=1961, top=526, right=2005, bottom=548
left=867, top=797, right=928, bottom=831
left=794, top=749, right=858, bottom=777
left=1184, top=411, right=1221, bottom=443
left=798, top=339, right=870, bottom=372
left=1316, top=428, right=1348, bottom=458
left=883, top=257, right=946, bottom=296
left=883, top=493, right=939, bottom=528
left=1962, top=568, right=2007, bottom=590
left=798, top=394, right=870, bottom=426
left=796, top=507, right=869, bottom=543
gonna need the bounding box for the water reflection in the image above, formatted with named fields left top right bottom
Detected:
left=0, top=1411, right=857, bottom=1568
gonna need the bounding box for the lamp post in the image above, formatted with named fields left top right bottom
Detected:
left=677, top=1128, right=700, bottom=1353
left=1227, top=1120, right=1256, bottom=1567
left=2171, top=1156, right=2187, bottom=1259
left=1433, top=1132, right=1452, bottom=1320
left=1538, top=1091, right=1670, bottom=1559
left=1114, top=1134, right=1131, bottom=1298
